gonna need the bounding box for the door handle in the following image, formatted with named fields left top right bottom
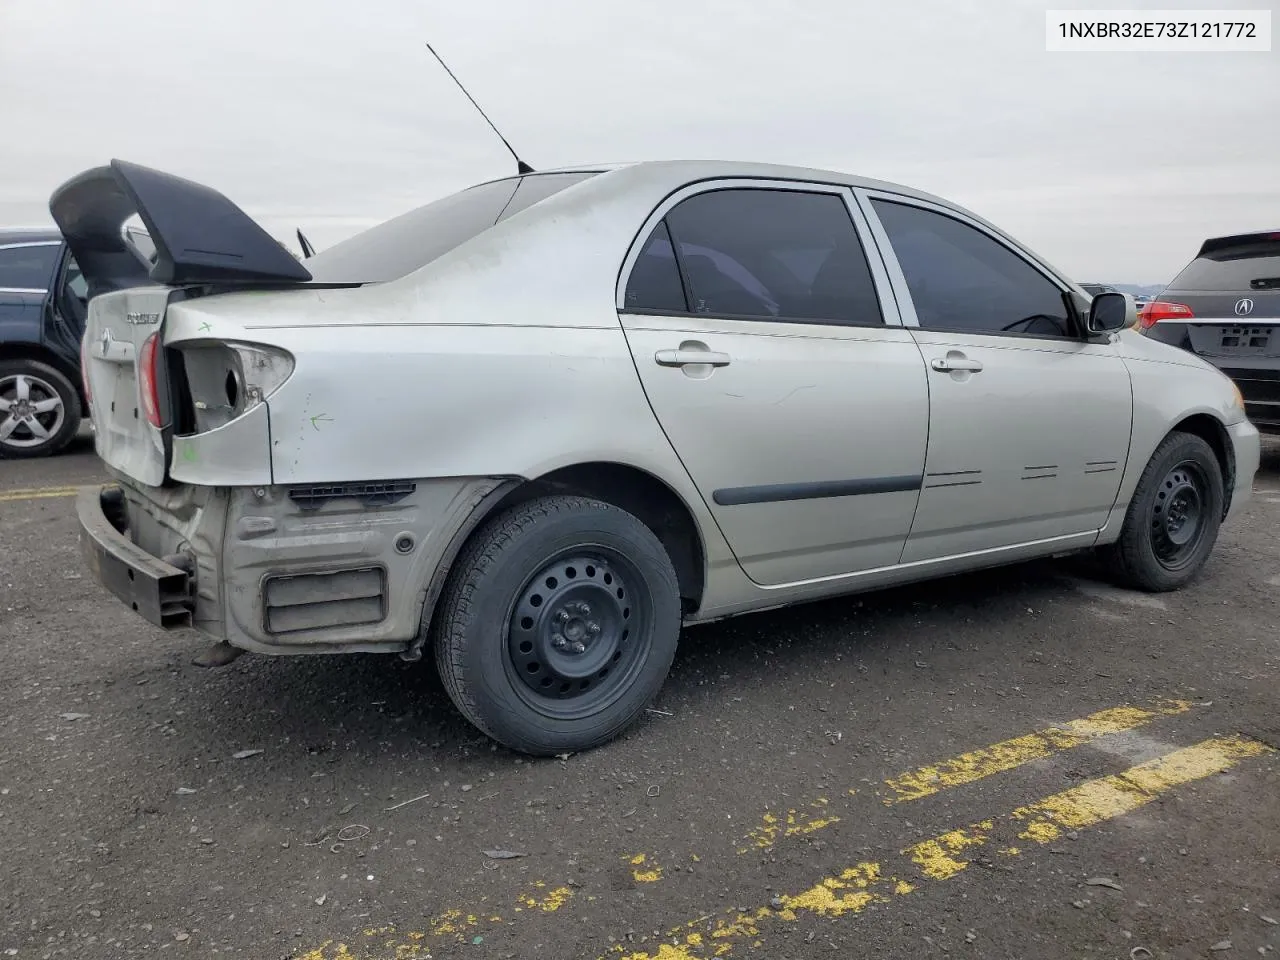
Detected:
left=930, top=356, right=984, bottom=373
left=655, top=348, right=732, bottom=368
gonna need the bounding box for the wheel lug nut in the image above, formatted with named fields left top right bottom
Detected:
left=587, top=621, right=600, bottom=635
left=551, top=635, right=567, bottom=649
left=556, top=610, right=570, bottom=623
left=578, top=603, right=591, bottom=616
left=569, top=642, right=586, bottom=654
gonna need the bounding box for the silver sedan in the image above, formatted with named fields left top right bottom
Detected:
left=57, top=158, right=1259, bottom=755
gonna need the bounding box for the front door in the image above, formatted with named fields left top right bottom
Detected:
left=616, top=182, right=931, bottom=587
left=860, top=193, right=1133, bottom=563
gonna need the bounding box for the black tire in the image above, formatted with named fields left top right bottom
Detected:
left=1099, top=431, right=1225, bottom=592
left=0, top=359, right=82, bottom=459
left=433, top=495, right=681, bottom=755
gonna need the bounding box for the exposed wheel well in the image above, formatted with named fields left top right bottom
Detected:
left=490, top=463, right=707, bottom=615
left=0, top=342, right=85, bottom=408
left=1171, top=413, right=1234, bottom=517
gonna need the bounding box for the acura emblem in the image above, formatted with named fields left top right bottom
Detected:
left=1235, top=298, right=1255, bottom=316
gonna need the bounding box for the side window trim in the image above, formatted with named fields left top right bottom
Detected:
left=615, top=178, right=906, bottom=329
left=853, top=188, right=1082, bottom=341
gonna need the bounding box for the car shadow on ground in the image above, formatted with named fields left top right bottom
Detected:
left=183, top=555, right=1105, bottom=760
left=163, top=437, right=1280, bottom=760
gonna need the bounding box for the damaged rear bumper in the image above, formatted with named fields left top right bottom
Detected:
left=76, top=476, right=510, bottom=656
left=77, top=485, right=195, bottom=628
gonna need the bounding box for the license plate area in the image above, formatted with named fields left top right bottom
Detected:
left=1218, top=327, right=1269, bottom=353
left=1207, top=325, right=1274, bottom=356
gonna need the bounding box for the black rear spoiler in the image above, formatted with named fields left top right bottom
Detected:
left=49, top=159, right=312, bottom=296
left=1197, top=230, right=1280, bottom=259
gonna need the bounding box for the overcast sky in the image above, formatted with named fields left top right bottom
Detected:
left=1, top=0, right=1276, bottom=283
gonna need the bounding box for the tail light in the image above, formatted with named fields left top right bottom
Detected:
left=175, top=341, right=295, bottom=435
left=1137, top=300, right=1194, bottom=332
left=79, top=331, right=92, bottom=407
left=139, top=332, right=163, bottom=427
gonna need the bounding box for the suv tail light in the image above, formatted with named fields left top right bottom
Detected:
left=139, top=332, right=163, bottom=427
left=1137, top=300, right=1194, bottom=332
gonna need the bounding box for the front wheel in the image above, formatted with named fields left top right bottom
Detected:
left=1099, top=431, right=1225, bottom=592
left=433, top=495, right=682, bottom=755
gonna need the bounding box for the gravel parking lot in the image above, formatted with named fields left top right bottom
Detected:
left=2, top=430, right=1278, bottom=960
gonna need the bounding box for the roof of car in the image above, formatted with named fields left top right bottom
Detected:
left=0, top=226, right=63, bottom=246
left=511, top=159, right=958, bottom=208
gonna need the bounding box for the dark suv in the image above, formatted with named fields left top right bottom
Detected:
left=1139, top=230, right=1280, bottom=434
left=0, top=227, right=92, bottom=458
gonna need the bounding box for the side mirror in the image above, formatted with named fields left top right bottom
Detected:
left=1087, top=291, right=1133, bottom=334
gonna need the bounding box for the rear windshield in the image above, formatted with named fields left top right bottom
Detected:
left=1167, top=243, right=1280, bottom=292
left=304, top=171, right=599, bottom=284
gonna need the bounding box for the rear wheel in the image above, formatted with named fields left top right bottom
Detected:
left=1099, top=431, right=1224, bottom=592
left=433, top=495, right=682, bottom=755
left=0, top=360, right=82, bottom=459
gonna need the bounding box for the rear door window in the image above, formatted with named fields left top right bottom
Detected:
left=624, top=187, right=884, bottom=326
left=0, top=243, right=60, bottom=291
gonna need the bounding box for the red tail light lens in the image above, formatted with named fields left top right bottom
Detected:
left=139, top=332, right=163, bottom=427
left=1137, top=300, right=1194, bottom=331
left=79, top=332, right=92, bottom=407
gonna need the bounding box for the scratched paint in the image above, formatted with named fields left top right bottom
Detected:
left=611, top=735, right=1271, bottom=960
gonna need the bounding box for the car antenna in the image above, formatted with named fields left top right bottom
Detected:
left=425, top=41, right=534, bottom=175
left=296, top=229, right=315, bottom=259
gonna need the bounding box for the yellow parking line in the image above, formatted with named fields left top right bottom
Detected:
left=881, top=701, right=1194, bottom=804
left=739, top=698, right=1192, bottom=851
left=0, top=485, right=80, bottom=503
left=615, top=735, right=1272, bottom=959
left=294, top=699, right=1207, bottom=960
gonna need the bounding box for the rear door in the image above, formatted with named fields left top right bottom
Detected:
left=1144, top=236, right=1280, bottom=429
left=858, top=191, right=1133, bottom=563
left=42, top=247, right=90, bottom=364
left=616, top=180, right=931, bottom=587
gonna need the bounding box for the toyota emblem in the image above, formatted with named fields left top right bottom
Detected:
left=1235, top=298, right=1255, bottom=317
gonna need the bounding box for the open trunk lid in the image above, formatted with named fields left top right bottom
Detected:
left=49, top=159, right=320, bottom=487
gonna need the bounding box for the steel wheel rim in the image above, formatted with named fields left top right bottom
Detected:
left=1150, top=459, right=1208, bottom=571
left=504, top=547, right=653, bottom=721
left=0, top=373, right=65, bottom=449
